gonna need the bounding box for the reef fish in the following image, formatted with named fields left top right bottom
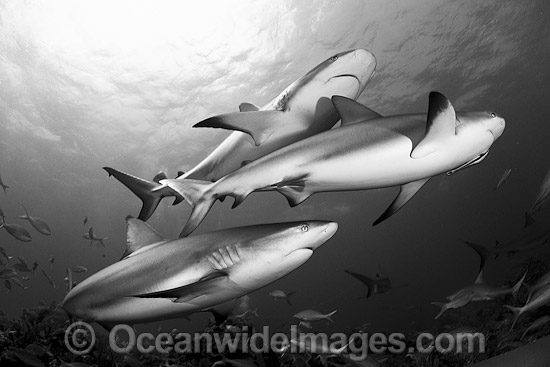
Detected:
left=294, top=309, right=337, bottom=323
left=18, top=205, right=51, bottom=235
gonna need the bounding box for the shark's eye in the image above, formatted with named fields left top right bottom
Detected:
left=300, top=224, right=309, bottom=232
left=330, top=55, right=339, bottom=62
left=490, top=112, right=496, bottom=118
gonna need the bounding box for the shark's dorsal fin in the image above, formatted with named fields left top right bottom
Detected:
left=411, top=92, right=456, bottom=159
left=153, top=172, right=168, bottom=184
left=331, top=96, right=382, bottom=126
left=239, top=102, right=261, bottom=112
left=373, top=178, right=430, bottom=226
left=474, top=270, right=484, bottom=284
left=121, top=216, right=165, bottom=259
left=193, top=110, right=286, bottom=146
left=133, top=270, right=229, bottom=303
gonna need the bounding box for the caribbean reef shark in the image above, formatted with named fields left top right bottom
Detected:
left=159, top=91, right=505, bottom=237
left=61, top=218, right=337, bottom=325
left=104, top=49, right=376, bottom=220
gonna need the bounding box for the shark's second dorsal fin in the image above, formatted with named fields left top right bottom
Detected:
left=193, top=110, right=285, bottom=146
left=239, top=102, right=261, bottom=112
left=121, top=216, right=165, bottom=259
left=411, top=92, right=457, bottom=159
left=474, top=270, right=484, bottom=284
left=331, top=96, right=382, bottom=126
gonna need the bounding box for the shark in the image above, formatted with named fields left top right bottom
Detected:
left=344, top=268, right=397, bottom=299
left=159, top=91, right=505, bottom=237
left=104, top=49, right=377, bottom=221
left=61, top=218, right=337, bottom=325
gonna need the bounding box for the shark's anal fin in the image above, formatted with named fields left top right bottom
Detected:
left=331, top=96, right=382, bottom=126
left=411, top=92, right=456, bottom=159
left=373, top=178, right=430, bottom=226
left=133, top=270, right=229, bottom=304
left=193, top=110, right=286, bottom=146
left=239, top=102, right=261, bottom=112
left=121, top=217, right=165, bottom=260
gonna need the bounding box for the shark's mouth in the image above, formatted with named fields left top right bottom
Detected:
left=325, top=74, right=362, bottom=97
left=446, top=150, right=490, bottom=176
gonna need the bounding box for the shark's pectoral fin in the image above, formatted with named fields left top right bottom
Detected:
left=331, top=96, right=383, bottom=126
left=272, top=174, right=311, bottom=207
left=133, top=270, right=229, bottom=304
left=120, top=217, right=165, bottom=260
left=411, top=92, right=456, bottom=159
left=239, top=102, right=261, bottom=112
left=373, top=178, right=430, bottom=226
left=193, top=110, right=286, bottom=146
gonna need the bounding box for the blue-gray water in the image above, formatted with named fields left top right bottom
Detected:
left=0, top=0, right=549, bottom=359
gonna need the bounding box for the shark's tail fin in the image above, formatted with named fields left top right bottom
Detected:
left=325, top=310, right=337, bottom=323
left=103, top=167, right=181, bottom=221
left=503, top=305, right=523, bottom=331
left=431, top=302, right=448, bottom=320
left=160, top=179, right=216, bottom=237
left=459, top=239, right=491, bottom=273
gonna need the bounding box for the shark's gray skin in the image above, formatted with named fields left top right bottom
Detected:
left=61, top=218, right=337, bottom=325
left=161, top=91, right=505, bottom=237
left=104, top=49, right=376, bottom=221
left=18, top=205, right=51, bottom=235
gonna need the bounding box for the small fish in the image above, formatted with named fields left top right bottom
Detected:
left=21, top=276, right=31, bottom=281
left=4, top=279, right=11, bottom=292
left=268, top=289, right=296, bottom=305
left=14, top=263, right=31, bottom=273
left=521, top=315, right=550, bottom=340
left=232, top=308, right=259, bottom=320
left=83, top=216, right=88, bottom=227
left=18, top=256, right=29, bottom=268
left=1, top=221, right=32, bottom=242
left=0, top=246, right=12, bottom=262
left=529, top=167, right=550, bottom=216
left=49, top=255, right=55, bottom=268
left=11, top=278, right=28, bottom=290
left=18, top=205, right=51, bottom=235
left=41, top=269, right=55, bottom=288
left=71, top=266, right=88, bottom=273
left=0, top=268, right=17, bottom=279
left=0, top=256, right=5, bottom=266
left=31, top=262, right=39, bottom=276
left=294, top=309, right=337, bottom=323
left=64, top=268, right=74, bottom=293
left=0, top=172, right=8, bottom=194
left=493, top=168, right=512, bottom=190
left=84, top=227, right=108, bottom=247
left=299, top=321, right=313, bottom=329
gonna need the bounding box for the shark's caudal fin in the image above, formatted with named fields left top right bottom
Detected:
left=411, top=92, right=456, bottom=159
left=460, top=239, right=491, bottom=273
left=159, top=179, right=216, bottom=237
left=193, top=110, right=286, bottom=146
left=373, top=178, right=430, bottom=226
left=103, top=167, right=181, bottom=221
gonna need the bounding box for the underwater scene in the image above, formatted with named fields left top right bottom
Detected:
left=1, top=1, right=550, bottom=366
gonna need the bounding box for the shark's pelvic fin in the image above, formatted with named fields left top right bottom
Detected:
left=239, top=102, right=261, bottom=112
left=373, top=178, right=430, bottom=226
left=273, top=174, right=311, bottom=207
left=411, top=92, right=456, bottom=159
left=133, top=270, right=229, bottom=304
left=331, top=96, right=382, bottom=126
left=160, top=178, right=216, bottom=237
left=193, top=110, right=286, bottom=146
left=121, top=217, right=165, bottom=260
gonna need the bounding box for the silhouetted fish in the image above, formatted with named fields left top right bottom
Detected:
left=41, top=269, right=55, bottom=288
left=493, top=168, right=512, bottom=190
left=529, top=167, right=550, bottom=216
left=0, top=172, right=8, bottom=194
left=18, top=205, right=51, bottom=235
left=0, top=268, right=17, bottom=279
left=4, top=279, right=11, bottom=292
left=71, top=266, right=88, bottom=273
left=1, top=221, right=32, bottom=242
left=0, top=246, right=11, bottom=262
left=269, top=289, right=296, bottom=304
